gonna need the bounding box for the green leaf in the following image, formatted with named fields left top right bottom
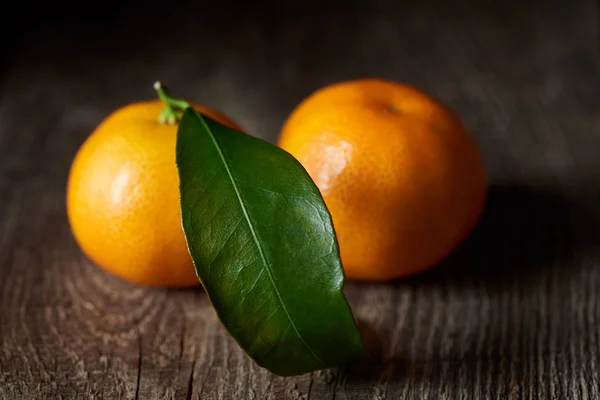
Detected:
left=176, top=108, right=365, bottom=376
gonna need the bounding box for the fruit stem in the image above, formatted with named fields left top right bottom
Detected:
left=154, top=81, right=191, bottom=125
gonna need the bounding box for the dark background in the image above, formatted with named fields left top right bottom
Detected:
left=2, top=0, right=600, bottom=399
left=7, top=0, right=596, bottom=147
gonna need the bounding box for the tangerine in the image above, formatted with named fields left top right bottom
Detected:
left=278, top=79, right=487, bottom=280
left=67, top=83, right=242, bottom=287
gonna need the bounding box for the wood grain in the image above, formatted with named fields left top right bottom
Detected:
left=1, top=0, right=600, bottom=398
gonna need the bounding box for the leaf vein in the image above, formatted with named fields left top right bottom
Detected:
left=194, top=112, right=327, bottom=368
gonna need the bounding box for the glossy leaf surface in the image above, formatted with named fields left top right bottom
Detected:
left=176, top=108, right=365, bottom=376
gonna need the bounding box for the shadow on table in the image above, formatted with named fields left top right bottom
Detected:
left=344, top=181, right=600, bottom=386
left=402, top=182, right=594, bottom=288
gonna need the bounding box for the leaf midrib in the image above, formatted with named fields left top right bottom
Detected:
left=194, top=112, right=326, bottom=367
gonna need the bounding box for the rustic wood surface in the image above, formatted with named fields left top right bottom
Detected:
left=1, top=0, right=600, bottom=398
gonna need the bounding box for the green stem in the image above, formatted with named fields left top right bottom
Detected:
left=154, top=81, right=191, bottom=125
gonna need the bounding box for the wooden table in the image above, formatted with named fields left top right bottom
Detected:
left=2, top=0, right=599, bottom=398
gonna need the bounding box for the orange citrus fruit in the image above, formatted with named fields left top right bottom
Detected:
left=67, top=83, right=242, bottom=287
left=278, top=79, right=487, bottom=281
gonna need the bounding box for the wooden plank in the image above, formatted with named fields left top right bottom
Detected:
left=1, top=0, right=600, bottom=398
